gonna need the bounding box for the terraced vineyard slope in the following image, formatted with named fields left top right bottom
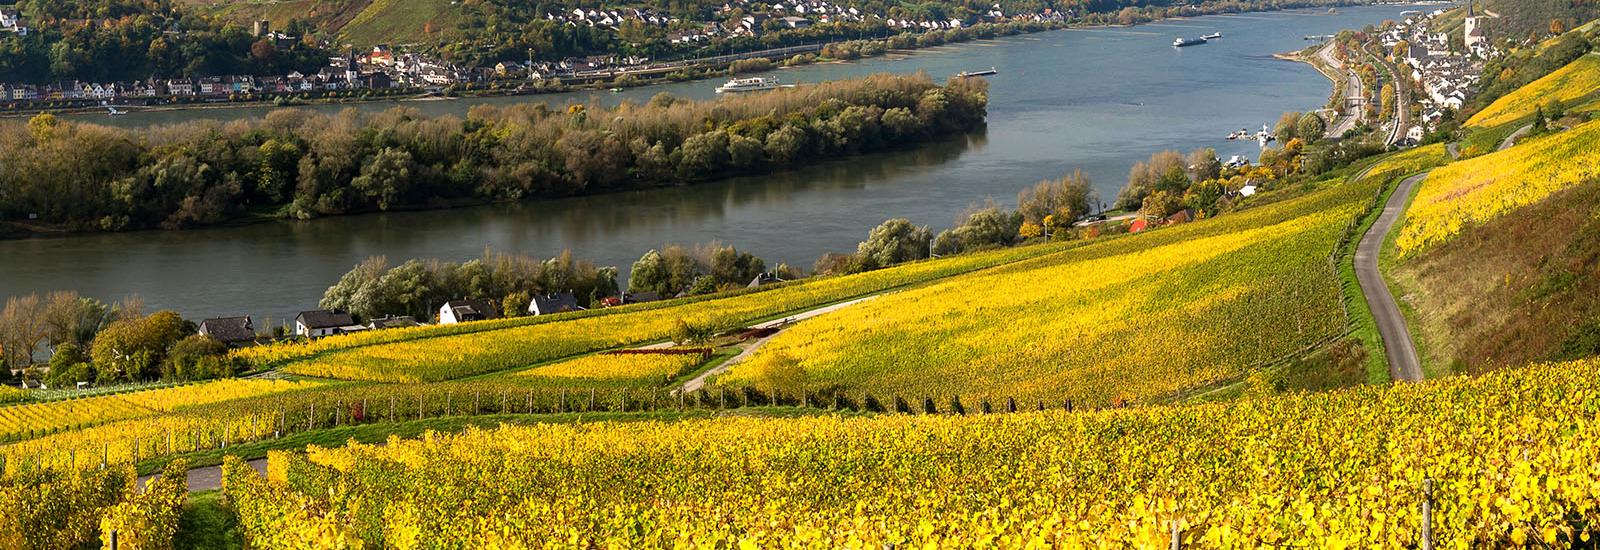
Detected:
left=1397, top=119, right=1600, bottom=256
left=226, top=356, right=1600, bottom=547
left=1468, top=54, right=1600, bottom=128
left=720, top=179, right=1376, bottom=405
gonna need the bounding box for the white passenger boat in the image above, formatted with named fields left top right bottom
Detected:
left=715, top=76, right=780, bottom=93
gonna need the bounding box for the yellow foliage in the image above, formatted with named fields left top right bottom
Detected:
left=223, top=356, right=1600, bottom=547
left=1397, top=119, right=1600, bottom=255
left=1468, top=54, right=1600, bottom=128
left=0, top=379, right=319, bottom=441
left=719, top=179, right=1369, bottom=405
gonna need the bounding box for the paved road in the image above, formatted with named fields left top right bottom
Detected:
left=140, top=457, right=266, bottom=493
left=677, top=295, right=878, bottom=393
left=1318, top=42, right=1364, bottom=138
left=1498, top=124, right=1533, bottom=151
left=1354, top=172, right=1427, bottom=382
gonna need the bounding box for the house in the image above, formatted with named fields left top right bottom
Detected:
left=495, top=61, right=524, bottom=77
left=748, top=273, right=785, bottom=288
left=599, top=291, right=663, bottom=307
left=370, top=44, right=395, bottom=66
left=1164, top=209, right=1195, bottom=225
left=1127, top=218, right=1151, bottom=233
left=780, top=16, right=811, bottom=28
left=198, top=316, right=256, bottom=346
left=529, top=292, right=583, bottom=316
left=439, top=299, right=500, bottom=325
left=1238, top=184, right=1259, bottom=197
left=367, top=315, right=421, bottom=330
left=295, top=310, right=361, bottom=338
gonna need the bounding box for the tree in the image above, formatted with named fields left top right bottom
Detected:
left=1296, top=113, right=1327, bottom=142
left=1140, top=190, right=1185, bottom=219
left=351, top=147, right=415, bottom=211
left=1186, top=149, right=1222, bottom=183
left=0, top=295, right=47, bottom=369
left=1017, top=171, right=1095, bottom=225
left=1116, top=151, right=1186, bottom=210
left=89, top=311, right=187, bottom=383
left=164, top=334, right=235, bottom=381
left=934, top=207, right=1022, bottom=255
left=42, top=291, right=114, bottom=350
left=855, top=218, right=934, bottom=270
left=1274, top=111, right=1303, bottom=143
left=249, top=39, right=277, bottom=63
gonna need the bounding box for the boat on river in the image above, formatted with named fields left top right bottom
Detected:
left=715, top=76, right=780, bottom=93
left=956, top=67, right=999, bottom=78
left=1173, top=37, right=1208, bottom=48
left=1202, top=32, right=1223, bottom=40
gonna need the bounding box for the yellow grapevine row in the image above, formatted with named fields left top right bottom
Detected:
left=0, top=378, right=320, bottom=443
left=1467, top=54, right=1600, bottom=128
left=1398, top=119, right=1600, bottom=256
left=1356, top=143, right=1449, bottom=183
left=511, top=352, right=708, bottom=390
left=225, top=356, right=1600, bottom=548
left=719, top=179, right=1369, bottom=405
left=281, top=242, right=1073, bottom=383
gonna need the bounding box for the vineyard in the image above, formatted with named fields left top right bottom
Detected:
left=1467, top=54, right=1600, bottom=128
left=277, top=242, right=1071, bottom=382
left=222, top=356, right=1600, bottom=548
left=509, top=350, right=712, bottom=390
left=1355, top=143, right=1450, bottom=183
left=0, top=379, right=320, bottom=442
left=1397, top=119, right=1600, bottom=256
left=717, top=178, right=1372, bottom=405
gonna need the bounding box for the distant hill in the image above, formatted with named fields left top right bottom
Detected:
left=180, top=0, right=469, bottom=48
left=1434, top=0, right=1600, bottom=42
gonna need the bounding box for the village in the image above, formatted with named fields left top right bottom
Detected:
left=1380, top=5, right=1495, bottom=141
left=0, top=0, right=1064, bottom=111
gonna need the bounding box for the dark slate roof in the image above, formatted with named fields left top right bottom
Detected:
left=368, top=315, right=421, bottom=329
left=443, top=299, right=499, bottom=321
left=296, top=309, right=356, bottom=329
left=624, top=291, right=662, bottom=304
left=199, top=316, right=255, bottom=343
left=530, top=292, right=581, bottom=314
left=748, top=273, right=784, bottom=288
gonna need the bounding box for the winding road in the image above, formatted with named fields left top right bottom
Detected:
left=1318, top=42, right=1365, bottom=138
left=1354, top=172, right=1426, bottom=382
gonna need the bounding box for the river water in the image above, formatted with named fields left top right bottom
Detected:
left=4, top=5, right=1417, bottom=326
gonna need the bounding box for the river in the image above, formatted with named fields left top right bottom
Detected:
left=3, top=5, right=1418, bottom=327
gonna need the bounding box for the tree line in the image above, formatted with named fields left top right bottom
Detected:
left=0, top=73, right=988, bottom=234
left=0, top=0, right=329, bottom=84
left=0, top=292, right=236, bottom=389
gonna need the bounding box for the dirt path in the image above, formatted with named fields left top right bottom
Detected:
left=1355, top=171, right=1427, bottom=382
left=678, top=296, right=878, bottom=393
left=141, top=457, right=266, bottom=494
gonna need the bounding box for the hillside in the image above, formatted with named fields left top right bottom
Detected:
left=1433, top=0, right=1600, bottom=41
left=1467, top=53, right=1600, bottom=128
left=1387, top=118, right=1600, bottom=374
left=718, top=179, right=1375, bottom=405
left=181, top=0, right=469, bottom=47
